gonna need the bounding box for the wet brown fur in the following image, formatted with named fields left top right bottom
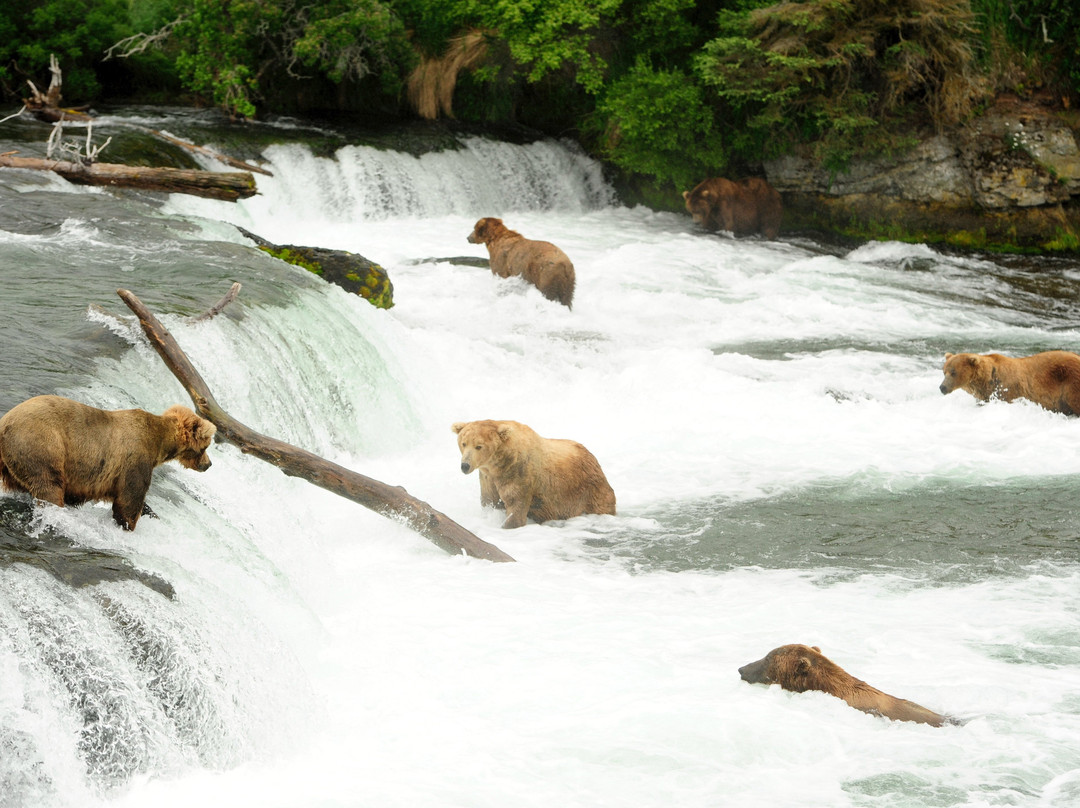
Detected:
left=739, top=644, right=950, bottom=727
left=0, top=395, right=216, bottom=530
left=452, top=419, right=614, bottom=529
left=682, top=177, right=782, bottom=239
left=940, top=350, right=1080, bottom=415
left=467, top=217, right=576, bottom=308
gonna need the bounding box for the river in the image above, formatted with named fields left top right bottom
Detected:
left=0, top=108, right=1078, bottom=808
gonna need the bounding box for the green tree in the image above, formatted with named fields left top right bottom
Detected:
left=695, top=0, right=986, bottom=170
left=163, top=0, right=413, bottom=117
left=0, top=0, right=129, bottom=101
left=594, top=59, right=725, bottom=189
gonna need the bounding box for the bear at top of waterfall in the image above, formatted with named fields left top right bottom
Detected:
left=451, top=419, right=615, bottom=529
left=682, top=176, right=782, bottom=239
left=939, top=350, right=1080, bottom=415
left=0, top=395, right=217, bottom=531
left=739, top=644, right=954, bottom=727
left=467, top=217, right=576, bottom=308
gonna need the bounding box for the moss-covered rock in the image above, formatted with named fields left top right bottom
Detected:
left=236, top=226, right=394, bottom=308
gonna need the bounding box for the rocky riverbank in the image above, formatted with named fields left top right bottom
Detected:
left=766, top=95, right=1080, bottom=252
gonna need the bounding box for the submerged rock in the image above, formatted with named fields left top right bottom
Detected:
left=236, top=226, right=394, bottom=308
left=0, top=500, right=174, bottom=598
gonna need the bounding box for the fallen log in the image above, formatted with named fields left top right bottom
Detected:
left=0, top=154, right=257, bottom=201
left=116, top=287, right=515, bottom=562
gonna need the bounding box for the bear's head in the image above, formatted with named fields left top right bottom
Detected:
left=164, top=405, right=217, bottom=471
left=451, top=420, right=511, bottom=475
left=940, top=352, right=984, bottom=395
left=467, top=217, right=506, bottom=246
left=739, top=644, right=843, bottom=693
left=682, top=187, right=713, bottom=226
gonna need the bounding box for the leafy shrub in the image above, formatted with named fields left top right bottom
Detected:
left=594, top=59, right=726, bottom=189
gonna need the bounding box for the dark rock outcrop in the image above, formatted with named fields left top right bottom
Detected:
left=766, top=96, right=1080, bottom=251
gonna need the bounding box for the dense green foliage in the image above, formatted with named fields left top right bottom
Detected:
left=695, top=0, right=986, bottom=171
left=0, top=0, right=130, bottom=100
left=0, top=0, right=1076, bottom=191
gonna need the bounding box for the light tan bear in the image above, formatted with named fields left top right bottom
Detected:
left=0, top=395, right=216, bottom=531
left=467, top=217, right=576, bottom=308
left=451, top=419, right=615, bottom=528
left=739, top=644, right=952, bottom=727
left=940, top=350, right=1080, bottom=415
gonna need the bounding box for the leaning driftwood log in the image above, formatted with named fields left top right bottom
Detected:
left=0, top=154, right=257, bottom=201
left=116, top=287, right=514, bottom=563
left=144, top=129, right=273, bottom=176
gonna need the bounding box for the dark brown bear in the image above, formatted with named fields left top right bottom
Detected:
left=682, top=176, right=783, bottom=238
left=467, top=217, right=576, bottom=308
left=739, top=644, right=951, bottom=727
left=940, top=350, right=1080, bottom=415
left=0, top=395, right=216, bottom=531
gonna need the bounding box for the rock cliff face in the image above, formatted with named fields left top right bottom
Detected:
left=764, top=96, right=1080, bottom=251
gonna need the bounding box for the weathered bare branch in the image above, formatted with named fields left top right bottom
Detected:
left=145, top=129, right=273, bottom=176
left=191, top=282, right=242, bottom=322
left=105, top=18, right=185, bottom=60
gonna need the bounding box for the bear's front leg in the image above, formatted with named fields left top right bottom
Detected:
left=112, top=463, right=153, bottom=531
left=497, top=482, right=534, bottom=529
left=479, top=470, right=503, bottom=509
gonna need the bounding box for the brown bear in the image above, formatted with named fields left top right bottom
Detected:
left=682, top=176, right=783, bottom=238
left=939, top=350, right=1080, bottom=415
left=0, top=395, right=217, bottom=531
left=451, top=419, right=615, bottom=529
left=739, top=644, right=951, bottom=727
left=467, top=217, right=576, bottom=308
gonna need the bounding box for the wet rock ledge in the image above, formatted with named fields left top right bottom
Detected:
left=767, top=95, right=1080, bottom=252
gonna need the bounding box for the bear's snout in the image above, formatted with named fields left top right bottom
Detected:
left=467, top=231, right=479, bottom=244
left=940, top=382, right=949, bottom=395
left=196, top=456, right=212, bottom=472
left=738, top=657, right=769, bottom=684
left=460, top=461, right=472, bottom=474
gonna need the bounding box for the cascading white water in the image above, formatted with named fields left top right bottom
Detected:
left=0, top=127, right=1079, bottom=808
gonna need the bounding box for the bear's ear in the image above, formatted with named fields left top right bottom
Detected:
left=944, top=352, right=954, bottom=361
left=811, top=646, right=821, bottom=653
left=967, top=355, right=980, bottom=367
left=496, top=423, right=513, bottom=441
left=195, top=418, right=217, bottom=443
left=164, top=406, right=215, bottom=445
left=795, top=656, right=813, bottom=676
left=451, top=422, right=467, bottom=434
left=682, top=190, right=690, bottom=200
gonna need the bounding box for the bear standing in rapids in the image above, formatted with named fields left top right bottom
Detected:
left=682, top=176, right=782, bottom=238
left=739, top=644, right=953, bottom=727
left=939, top=350, right=1080, bottom=415
left=452, top=419, right=615, bottom=529
left=467, top=217, right=576, bottom=308
left=0, top=395, right=217, bottom=531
